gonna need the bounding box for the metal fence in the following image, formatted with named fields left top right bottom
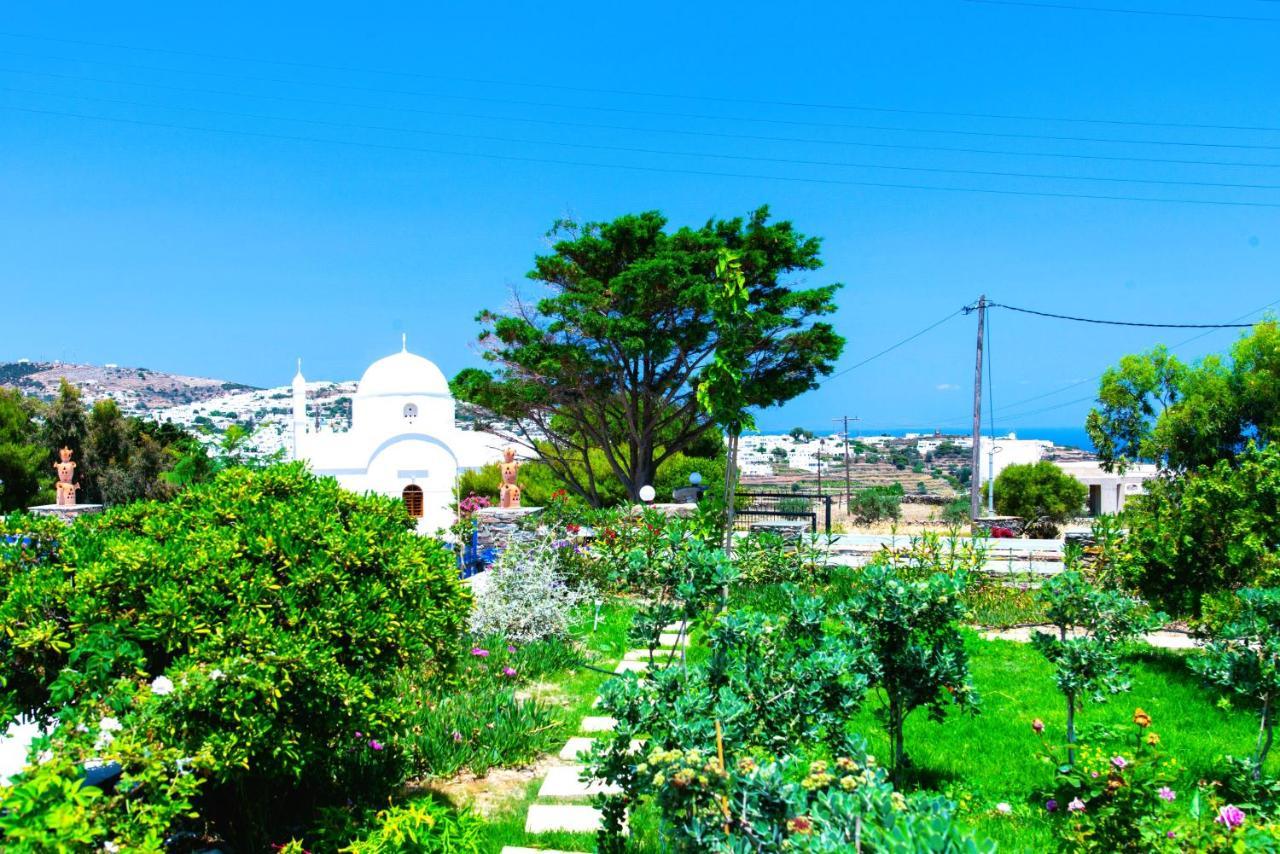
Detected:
left=733, top=490, right=834, bottom=534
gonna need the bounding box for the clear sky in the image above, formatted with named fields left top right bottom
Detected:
left=3, top=1, right=1277, bottom=435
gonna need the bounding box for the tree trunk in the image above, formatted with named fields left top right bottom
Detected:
left=1255, top=692, right=1273, bottom=779
left=723, top=430, right=738, bottom=558
left=1066, top=690, right=1077, bottom=767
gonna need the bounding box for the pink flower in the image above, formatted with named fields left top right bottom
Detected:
left=1031, top=718, right=1044, bottom=733
left=368, top=739, right=384, bottom=751
left=502, top=666, right=517, bottom=677
left=471, top=648, right=490, bottom=657
left=1111, top=756, right=1127, bottom=770
left=1215, top=805, right=1245, bottom=829
left=355, top=731, right=363, bottom=738
left=1158, top=787, right=1176, bottom=802
left=451, top=730, right=463, bottom=743
left=1067, top=798, right=1086, bottom=813
left=507, top=646, right=516, bottom=654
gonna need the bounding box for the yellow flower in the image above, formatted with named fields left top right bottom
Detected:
left=1133, top=708, right=1152, bottom=728
left=840, top=775, right=858, bottom=791
left=891, top=792, right=907, bottom=811
left=1146, top=732, right=1160, bottom=746
left=653, top=773, right=665, bottom=786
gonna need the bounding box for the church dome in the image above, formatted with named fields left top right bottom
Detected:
left=357, top=348, right=450, bottom=397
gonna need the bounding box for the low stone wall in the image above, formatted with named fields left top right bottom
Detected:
left=900, top=494, right=955, bottom=506
left=472, top=506, right=543, bottom=554
left=972, top=515, right=1025, bottom=536
left=748, top=518, right=810, bottom=543
left=631, top=502, right=698, bottom=519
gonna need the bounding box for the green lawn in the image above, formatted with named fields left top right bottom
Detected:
left=465, top=595, right=1271, bottom=852
left=847, top=635, right=1274, bottom=851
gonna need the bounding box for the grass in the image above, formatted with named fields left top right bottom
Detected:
left=461, top=584, right=1273, bottom=852
left=845, top=635, right=1275, bottom=851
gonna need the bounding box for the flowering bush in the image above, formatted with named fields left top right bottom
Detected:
left=1035, top=710, right=1280, bottom=852
left=469, top=531, right=588, bottom=643
left=0, top=464, right=471, bottom=850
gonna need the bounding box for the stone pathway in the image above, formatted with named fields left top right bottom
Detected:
left=981, top=625, right=1198, bottom=650
left=514, top=622, right=690, bottom=846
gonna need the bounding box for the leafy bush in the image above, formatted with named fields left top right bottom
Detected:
left=1123, top=444, right=1280, bottom=617
left=340, top=800, right=482, bottom=853
left=0, top=464, right=471, bottom=849
left=469, top=533, right=587, bottom=643
left=733, top=531, right=831, bottom=586
left=1031, top=570, right=1160, bottom=764
left=993, top=460, right=1087, bottom=537
left=849, top=485, right=903, bottom=524
left=1193, top=587, right=1280, bottom=776
left=941, top=497, right=970, bottom=526
left=848, top=562, right=979, bottom=777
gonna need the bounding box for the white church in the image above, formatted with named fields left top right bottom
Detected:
left=289, top=339, right=504, bottom=532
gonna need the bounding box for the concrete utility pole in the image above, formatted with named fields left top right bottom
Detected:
left=969, top=296, right=987, bottom=523
left=833, top=415, right=860, bottom=505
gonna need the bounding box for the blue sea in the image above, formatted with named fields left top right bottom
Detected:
left=856, top=426, right=1095, bottom=451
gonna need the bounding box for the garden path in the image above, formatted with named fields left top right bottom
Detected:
left=981, top=626, right=1197, bottom=649
left=506, top=623, right=689, bottom=852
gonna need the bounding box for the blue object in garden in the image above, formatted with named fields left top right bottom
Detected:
left=459, top=530, right=495, bottom=579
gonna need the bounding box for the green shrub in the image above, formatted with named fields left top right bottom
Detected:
left=849, top=484, right=903, bottom=524
left=0, top=464, right=471, bottom=849
left=469, top=533, right=587, bottom=643
left=992, top=461, right=1087, bottom=537
left=340, top=800, right=482, bottom=853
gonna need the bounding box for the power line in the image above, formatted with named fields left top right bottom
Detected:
left=10, top=49, right=1280, bottom=152
left=12, top=104, right=1280, bottom=209
left=961, top=0, right=1280, bottom=22
left=823, top=309, right=967, bottom=384
left=9, top=65, right=1280, bottom=172
left=5, top=28, right=1280, bottom=132
left=10, top=84, right=1280, bottom=194
left=985, top=301, right=1258, bottom=328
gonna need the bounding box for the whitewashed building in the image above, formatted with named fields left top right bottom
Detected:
left=290, top=340, right=495, bottom=533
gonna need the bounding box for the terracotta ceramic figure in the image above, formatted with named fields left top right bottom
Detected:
left=54, top=447, right=79, bottom=506
left=499, top=446, right=522, bottom=508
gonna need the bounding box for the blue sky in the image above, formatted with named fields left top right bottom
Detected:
left=2, top=1, right=1277, bottom=435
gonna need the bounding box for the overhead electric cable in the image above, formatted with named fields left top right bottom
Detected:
left=3, top=28, right=1280, bottom=132
left=10, top=104, right=1280, bottom=208
left=9, top=49, right=1280, bottom=152
left=7, top=65, right=1280, bottom=171
left=824, top=309, right=966, bottom=384
left=961, top=0, right=1280, bottom=22
left=9, top=85, right=1280, bottom=193
left=986, top=302, right=1258, bottom=327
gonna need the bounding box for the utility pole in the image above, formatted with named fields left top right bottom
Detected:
left=816, top=437, right=824, bottom=497
left=833, top=415, right=860, bottom=506
left=969, top=296, right=987, bottom=523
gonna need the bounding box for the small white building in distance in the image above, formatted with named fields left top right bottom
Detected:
left=1054, top=461, right=1160, bottom=516
left=290, top=339, right=474, bottom=533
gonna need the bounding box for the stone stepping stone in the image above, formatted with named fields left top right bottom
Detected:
left=525, top=803, right=615, bottom=835
left=580, top=716, right=616, bottom=732
left=623, top=648, right=682, bottom=661
left=538, top=764, right=622, bottom=798
left=657, top=633, right=688, bottom=647
left=501, top=846, right=590, bottom=854
left=559, top=736, right=645, bottom=761
left=614, top=660, right=649, bottom=674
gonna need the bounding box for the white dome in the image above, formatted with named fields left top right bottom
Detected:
left=357, top=349, right=450, bottom=397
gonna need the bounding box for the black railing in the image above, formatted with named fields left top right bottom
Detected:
left=733, top=490, right=834, bottom=534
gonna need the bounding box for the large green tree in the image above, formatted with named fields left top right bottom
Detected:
left=0, top=389, right=47, bottom=510
left=1086, top=320, right=1280, bottom=472
left=993, top=461, right=1088, bottom=537
left=453, top=207, right=844, bottom=505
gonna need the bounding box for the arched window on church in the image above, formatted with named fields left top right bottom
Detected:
left=403, top=403, right=418, bottom=420
left=402, top=484, right=424, bottom=518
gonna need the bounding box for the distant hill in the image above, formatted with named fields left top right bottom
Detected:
left=0, top=360, right=256, bottom=412
left=0, top=359, right=496, bottom=461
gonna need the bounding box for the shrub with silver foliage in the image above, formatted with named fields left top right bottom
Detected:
left=469, top=534, right=587, bottom=643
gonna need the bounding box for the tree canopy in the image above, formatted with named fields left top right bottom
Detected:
left=453, top=207, right=844, bottom=505
left=1086, top=320, right=1280, bottom=472
left=993, top=461, right=1087, bottom=536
